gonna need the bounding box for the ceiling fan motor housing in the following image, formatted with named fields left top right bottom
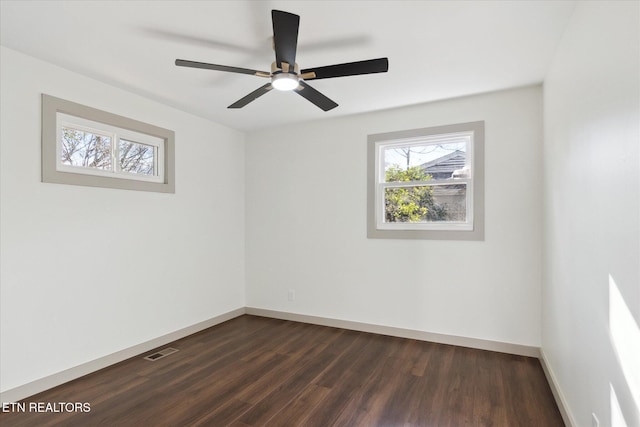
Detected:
left=271, top=61, right=300, bottom=91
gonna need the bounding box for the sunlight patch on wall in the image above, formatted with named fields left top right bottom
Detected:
left=610, top=383, right=629, bottom=427
left=609, top=274, right=640, bottom=418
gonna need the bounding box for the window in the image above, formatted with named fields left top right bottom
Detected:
left=42, top=94, right=175, bottom=193
left=57, top=113, right=164, bottom=183
left=367, top=121, right=484, bottom=240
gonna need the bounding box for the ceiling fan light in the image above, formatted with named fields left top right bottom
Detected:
left=272, top=73, right=299, bottom=91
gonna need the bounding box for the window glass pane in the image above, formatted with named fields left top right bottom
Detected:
left=61, top=126, right=112, bottom=170
left=431, top=184, right=467, bottom=222
left=384, top=141, right=467, bottom=182
left=119, top=139, right=155, bottom=175
left=384, top=184, right=466, bottom=223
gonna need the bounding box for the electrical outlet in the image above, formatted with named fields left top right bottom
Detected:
left=288, top=289, right=295, bottom=301
left=592, top=413, right=599, bottom=427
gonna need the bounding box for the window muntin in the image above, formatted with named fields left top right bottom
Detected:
left=55, top=113, right=164, bottom=184
left=367, top=121, right=484, bottom=240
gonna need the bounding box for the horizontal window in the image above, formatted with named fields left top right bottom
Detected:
left=57, top=113, right=164, bottom=183
left=42, top=94, right=175, bottom=193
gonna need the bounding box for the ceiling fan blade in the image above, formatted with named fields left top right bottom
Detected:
left=175, top=59, right=270, bottom=77
left=295, top=81, right=338, bottom=111
left=301, top=58, right=389, bottom=80
left=228, top=83, right=273, bottom=109
left=272, top=10, right=299, bottom=68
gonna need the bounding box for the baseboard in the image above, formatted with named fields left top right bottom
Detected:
left=539, top=348, right=577, bottom=427
left=245, top=307, right=540, bottom=358
left=0, top=307, right=245, bottom=403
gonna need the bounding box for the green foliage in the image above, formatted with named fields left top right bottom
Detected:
left=384, top=166, right=447, bottom=223
left=385, top=165, right=428, bottom=183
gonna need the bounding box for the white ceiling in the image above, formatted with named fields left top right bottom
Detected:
left=0, top=1, right=576, bottom=131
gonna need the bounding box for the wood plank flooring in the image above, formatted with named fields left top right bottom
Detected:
left=1, top=315, right=564, bottom=426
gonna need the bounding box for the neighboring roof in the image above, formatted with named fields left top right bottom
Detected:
left=420, top=150, right=466, bottom=176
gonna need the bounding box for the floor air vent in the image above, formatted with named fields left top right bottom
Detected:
left=144, top=347, right=179, bottom=361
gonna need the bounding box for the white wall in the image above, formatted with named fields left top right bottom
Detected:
left=0, top=47, right=246, bottom=394
left=542, top=2, right=640, bottom=426
left=246, top=85, right=543, bottom=347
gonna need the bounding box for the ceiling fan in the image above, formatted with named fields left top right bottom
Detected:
left=175, top=10, right=389, bottom=111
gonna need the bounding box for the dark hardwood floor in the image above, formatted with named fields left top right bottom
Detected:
left=1, top=315, right=564, bottom=426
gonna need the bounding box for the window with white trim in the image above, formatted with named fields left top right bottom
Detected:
left=367, top=121, right=484, bottom=240
left=42, top=94, right=175, bottom=193
left=57, top=113, right=164, bottom=183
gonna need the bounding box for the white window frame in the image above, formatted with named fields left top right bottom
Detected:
left=367, top=121, right=484, bottom=240
left=57, top=113, right=165, bottom=183
left=42, top=94, right=175, bottom=193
